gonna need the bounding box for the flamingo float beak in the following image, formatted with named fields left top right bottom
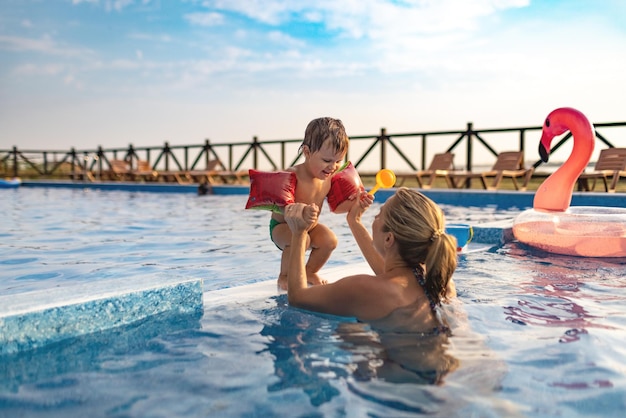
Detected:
left=539, top=115, right=553, bottom=163
left=538, top=138, right=550, bottom=163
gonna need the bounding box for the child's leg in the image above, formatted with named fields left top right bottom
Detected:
left=272, top=221, right=314, bottom=290
left=271, top=222, right=292, bottom=289
left=305, top=224, right=337, bottom=285
left=277, top=246, right=290, bottom=290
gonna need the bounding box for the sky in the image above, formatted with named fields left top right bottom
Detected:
left=1, top=0, right=625, bottom=159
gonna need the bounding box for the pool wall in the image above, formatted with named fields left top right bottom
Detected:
left=21, top=180, right=248, bottom=195
left=21, top=180, right=626, bottom=209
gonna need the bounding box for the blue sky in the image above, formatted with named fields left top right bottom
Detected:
left=1, top=0, right=625, bottom=156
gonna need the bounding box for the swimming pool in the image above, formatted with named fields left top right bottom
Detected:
left=1, top=187, right=625, bottom=417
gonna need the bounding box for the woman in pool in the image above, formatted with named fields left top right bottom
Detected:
left=283, top=187, right=457, bottom=332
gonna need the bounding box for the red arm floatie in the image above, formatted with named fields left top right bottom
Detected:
left=327, top=162, right=364, bottom=212
left=245, top=170, right=297, bottom=213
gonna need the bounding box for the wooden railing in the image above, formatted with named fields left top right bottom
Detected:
left=2, top=121, right=625, bottom=180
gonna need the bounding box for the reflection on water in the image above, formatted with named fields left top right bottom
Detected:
left=257, top=295, right=515, bottom=416
left=458, top=244, right=626, bottom=417
left=503, top=245, right=623, bottom=337
left=259, top=295, right=458, bottom=407
left=334, top=322, right=459, bottom=385
left=260, top=297, right=345, bottom=406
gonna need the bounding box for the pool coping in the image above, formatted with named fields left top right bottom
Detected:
left=18, top=180, right=626, bottom=209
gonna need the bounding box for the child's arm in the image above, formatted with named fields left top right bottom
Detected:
left=331, top=196, right=356, bottom=214
left=326, top=162, right=363, bottom=213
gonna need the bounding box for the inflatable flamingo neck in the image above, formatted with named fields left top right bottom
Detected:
left=533, top=107, right=594, bottom=212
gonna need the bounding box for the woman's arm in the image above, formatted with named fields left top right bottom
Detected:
left=284, top=202, right=394, bottom=320
left=284, top=203, right=318, bottom=297
left=346, top=192, right=384, bottom=274
left=285, top=273, right=395, bottom=320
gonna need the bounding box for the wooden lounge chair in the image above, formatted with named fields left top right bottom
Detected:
left=150, top=162, right=198, bottom=184
left=187, top=159, right=248, bottom=185
left=449, top=151, right=533, bottom=190
left=154, top=169, right=193, bottom=184
left=131, top=160, right=159, bottom=182
left=65, top=161, right=95, bottom=181
left=186, top=159, right=222, bottom=184
left=74, top=169, right=95, bottom=182
left=578, top=147, right=626, bottom=192
left=396, top=152, right=456, bottom=188
left=106, top=159, right=132, bottom=181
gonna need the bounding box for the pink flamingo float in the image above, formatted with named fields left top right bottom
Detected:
left=512, top=107, right=626, bottom=257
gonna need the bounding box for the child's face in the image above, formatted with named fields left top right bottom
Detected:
left=304, top=139, right=346, bottom=180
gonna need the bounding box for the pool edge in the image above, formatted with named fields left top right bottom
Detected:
left=20, top=180, right=626, bottom=209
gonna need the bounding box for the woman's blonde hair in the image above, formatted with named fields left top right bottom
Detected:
left=381, top=188, right=457, bottom=305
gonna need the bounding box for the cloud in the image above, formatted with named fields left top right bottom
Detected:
left=3, top=0, right=624, bottom=152
left=205, top=0, right=305, bottom=25
left=266, top=31, right=305, bottom=48
left=71, top=0, right=152, bottom=12
left=195, top=0, right=532, bottom=74
left=202, top=0, right=530, bottom=37
left=0, top=35, right=93, bottom=57
left=128, top=32, right=172, bottom=43
left=13, top=63, right=66, bottom=76
left=184, top=12, right=224, bottom=26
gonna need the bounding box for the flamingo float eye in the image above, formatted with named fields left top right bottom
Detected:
left=545, top=118, right=550, bottom=128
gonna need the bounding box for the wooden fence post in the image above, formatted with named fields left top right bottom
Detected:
left=379, top=128, right=387, bottom=169
left=97, top=146, right=104, bottom=179
left=164, top=142, right=170, bottom=171
left=12, top=146, right=18, bottom=177
left=465, top=122, right=473, bottom=172
left=253, top=136, right=259, bottom=169
left=69, top=148, right=77, bottom=179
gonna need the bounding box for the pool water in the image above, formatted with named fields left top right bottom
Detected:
left=1, top=188, right=626, bottom=417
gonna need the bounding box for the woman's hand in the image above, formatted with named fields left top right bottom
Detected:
left=285, top=203, right=319, bottom=233
left=347, top=191, right=373, bottom=225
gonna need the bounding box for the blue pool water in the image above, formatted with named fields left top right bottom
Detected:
left=1, top=187, right=626, bottom=417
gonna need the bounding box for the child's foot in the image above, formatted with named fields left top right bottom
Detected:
left=277, top=274, right=289, bottom=291
left=307, top=272, right=328, bottom=286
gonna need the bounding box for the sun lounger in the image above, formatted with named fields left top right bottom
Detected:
left=396, top=152, right=457, bottom=188
left=131, top=160, right=159, bottom=182
left=186, top=160, right=248, bottom=185
left=578, top=147, right=626, bottom=192
left=106, top=159, right=132, bottom=181
left=449, top=151, right=533, bottom=190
